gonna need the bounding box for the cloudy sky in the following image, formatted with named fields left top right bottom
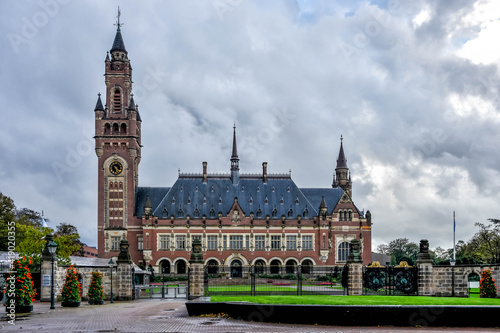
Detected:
left=1, top=0, right=499, bottom=252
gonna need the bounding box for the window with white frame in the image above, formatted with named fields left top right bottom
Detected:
left=159, top=235, right=170, bottom=250
left=176, top=235, right=186, bottom=250
left=229, top=235, right=243, bottom=250
left=338, top=241, right=350, bottom=261
left=111, top=236, right=120, bottom=251
left=271, top=235, right=281, bottom=250
left=207, top=235, right=217, bottom=250
left=286, top=235, right=297, bottom=250
left=302, top=235, right=313, bottom=250
left=137, top=236, right=143, bottom=250
left=255, top=235, right=265, bottom=250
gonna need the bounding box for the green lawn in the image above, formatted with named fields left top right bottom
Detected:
left=211, top=295, right=500, bottom=306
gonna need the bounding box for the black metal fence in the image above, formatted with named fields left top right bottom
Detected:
left=363, top=266, right=418, bottom=296
left=204, top=265, right=347, bottom=296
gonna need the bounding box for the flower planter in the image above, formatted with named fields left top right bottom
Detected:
left=88, top=299, right=103, bottom=305
left=61, top=301, right=81, bottom=307
left=5, top=305, right=33, bottom=313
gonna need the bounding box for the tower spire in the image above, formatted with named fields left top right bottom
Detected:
left=333, top=135, right=352, bottom=196
left=230, top=123, right=240, bottom=184
left=111, top=7, right=127, bottom=55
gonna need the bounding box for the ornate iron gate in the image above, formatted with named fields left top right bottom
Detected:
left=363, top=266, right=418, bottom=295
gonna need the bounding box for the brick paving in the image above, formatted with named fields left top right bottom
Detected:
left=1, top=299, right=497, bottom=332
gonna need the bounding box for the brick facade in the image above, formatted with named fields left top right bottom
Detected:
left=94, top=22, right=372, bottom=274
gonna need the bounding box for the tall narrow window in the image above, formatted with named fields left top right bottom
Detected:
left=111, top=236, right=120, bottom=251
left=207, top=235, right=217, bottom=250
left=159, top=235, right=170, bottom=250
left=286, top=235, right=297, bottom=250
left=255, top=236, right=265, bottom=250
left=137, top=236, right=143, bottom=250
left=302, top=235, right=313, bottom=250
left=113, top=89, right=121, bottom=113
left=338, top=241, right=350, bottom=262
left=176, top=236, right=186, bottom=250
left=271, top=235, right=281, bottom=250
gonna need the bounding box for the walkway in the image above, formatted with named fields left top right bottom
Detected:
left=1, top=299, right=496, bottom=332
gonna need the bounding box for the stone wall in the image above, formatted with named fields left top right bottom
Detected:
left=40, top=257, right=133, bottom=302
left=430, top=266, right=468, bottom=297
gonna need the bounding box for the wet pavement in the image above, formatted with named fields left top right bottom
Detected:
left=1, top=299, right=497, bottom=332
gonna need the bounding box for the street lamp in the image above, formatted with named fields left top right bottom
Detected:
left=47, top=240, right=57, bottom=310
left=450, top=259, right=456, bottom=297
left=108, top=258, right=114, bottom=303
left=162, top=265, right=165, bottom=298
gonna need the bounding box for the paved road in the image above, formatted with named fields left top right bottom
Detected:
left=1, top=299, right=496, bottom=332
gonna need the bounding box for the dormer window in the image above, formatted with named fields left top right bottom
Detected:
left=272, top=207, right=278, bottom=218
left=209, top=207, right=216, bottom=218
left=256, top=207, right=262, bottom=218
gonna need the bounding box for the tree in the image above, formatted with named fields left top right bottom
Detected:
left=15, top=208, right=43, bottom=227
left=0, top=192, right=16, bottom=251
left=55, top=223, right=84, bottom=256
left=465, top=222, right=500, bottom=264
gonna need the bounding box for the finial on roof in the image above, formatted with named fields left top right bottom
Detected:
left=110, top=7, right=127, bottom=54
left=114, top=7, right=123, bottom=31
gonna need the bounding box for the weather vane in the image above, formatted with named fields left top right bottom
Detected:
left=114, top=7, right=123, bottom=29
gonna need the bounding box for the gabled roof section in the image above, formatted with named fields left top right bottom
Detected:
left=135, top=187, right=170, bottom=217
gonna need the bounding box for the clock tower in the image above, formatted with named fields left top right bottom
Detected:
left=94, top=11, right=142, bottom=258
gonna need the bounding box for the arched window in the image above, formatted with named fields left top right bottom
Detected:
left=230, top=259, right=242, bottom=278
left=193, top=208, right=200, bottom=218
left=338, top=241, right=350, bottom=262
left=301, top=259, right=313, bottom=274
left=177, top=208, right=184, bottom=218
left=254, top=259, right=266, bottom=274
left=113, top=89, right=121, bottom=113
left=160, top=260, right=170, bottom=274
left=113, top=123, right=119, bottom=134
left=209, top=207, right=216, bottom=218
left=176, top=260, right=186, bottom=274
left=287, top=208, right=293, bottom=217
left=120, top=123, right=127, bottom=134
left=256, top=208, right=262, bottom=218
left=348, top=210, right=352, bottom=221
left=270, top=259, right=281, bottom=275
left=285, top=260, right=296, bottom=274
left=104, top=123, right=111, bottom=134
left=303, top=208, right=308, bottom=218
left=207, top=259, right=219, bottom=274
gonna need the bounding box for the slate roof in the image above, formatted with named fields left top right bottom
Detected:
left=336, top=139, right=348, bottom=169
left=94, top=94, right=104, bottom=111
left=110, top=27, right=127, bottom=54
left=134, top=176, right=345, bottom=219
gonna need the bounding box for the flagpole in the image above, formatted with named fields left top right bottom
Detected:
left=453, top=211, right=456, bottom=262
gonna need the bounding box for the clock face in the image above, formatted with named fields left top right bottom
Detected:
left=109, top=161, right=123, bottom=175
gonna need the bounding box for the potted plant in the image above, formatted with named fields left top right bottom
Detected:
left=61, top=265, right=81, bottom=307
left=4, top=257, right=36, bottom=313
left=87, top=272, right=104, bottom=305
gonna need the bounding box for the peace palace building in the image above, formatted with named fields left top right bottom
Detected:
left=95, top=22, right=372, bottom=274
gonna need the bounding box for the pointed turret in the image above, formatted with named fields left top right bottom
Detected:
left=336, top=135, right=347, bottom=169
left=319, top=196, right=328, bottom=219
left=128, top=94, right=136, bottom=111
left=143, top=195, right=152, bottom=219
left=230, top=123, right=239, bottom=184
left=334, top=135, right=352, bottom=196
left=94, top=93, right=104, bottom=111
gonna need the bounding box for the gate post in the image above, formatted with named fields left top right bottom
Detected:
left=347, top=239, right=363, bottom=295
left=188, top=239, right=204, bottom=300
left=416, top=239, right=433, bottom=296
left=116, top=239, right=133, bottom=300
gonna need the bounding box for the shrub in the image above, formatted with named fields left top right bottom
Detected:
left=87, top=272, right=104, bottom=303
left=61, top=265, right=81, bottom=302
left=479, top=269, right=497, bottom=298
left=5, top=257, right=36, bottom=306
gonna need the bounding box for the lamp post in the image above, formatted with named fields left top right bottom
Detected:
left=450, top=259, right=456, bottom=297
left=161, top=265, right=165, bottom=298
left=47, top=240, right=57, bottom=310
left=108, top=258, right=114, bottom=303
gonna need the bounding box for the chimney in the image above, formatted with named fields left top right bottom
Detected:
left=262, top=162, right=268, bottom=183
left=203, top=161, right=207, bottom=183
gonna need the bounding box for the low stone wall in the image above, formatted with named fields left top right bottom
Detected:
left=431, top=266, right=468, bottom=297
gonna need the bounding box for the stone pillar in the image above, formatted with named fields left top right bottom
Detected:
left=116, top=239, right=133, bottom=300
left=189, top=239, right=204, bottom=300
left=347, top=239, right=363, bottom=295
left=40, top=234, right=59, bottom=302
left=417, top=239, right=434, bottom=296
